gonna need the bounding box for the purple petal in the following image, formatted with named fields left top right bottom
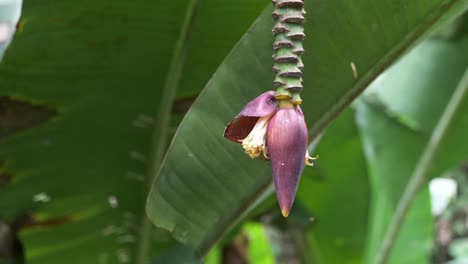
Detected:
left=266, top=107, right=308, bottom=217
left=224, top=91, right=277, bottom=143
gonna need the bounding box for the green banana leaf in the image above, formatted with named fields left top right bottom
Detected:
left=0, top=0, right=265, bottom=263
left=146, top=0, right=468, bottom=255
left=355, top=28, right=468, bottom=263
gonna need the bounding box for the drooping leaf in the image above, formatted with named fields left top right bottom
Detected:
left=146, top=0, right=468, bottom=254
left=355, top=30, right=468, bottom=263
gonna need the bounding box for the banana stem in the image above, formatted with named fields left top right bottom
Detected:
left=272, top=0, right=306, bottom=105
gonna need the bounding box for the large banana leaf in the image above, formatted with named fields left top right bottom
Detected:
left=356, top=29, right=468, bottom=263
left=0, top=0, right=265, bottom=263
left=147, top=0, right=468, bottom=254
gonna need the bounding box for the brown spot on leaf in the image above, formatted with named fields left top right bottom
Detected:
left=0, top=96, right=57, bottom=140
left=15, top=19, right=25, bottom=32
left=21, top=214, right=73, bottom=229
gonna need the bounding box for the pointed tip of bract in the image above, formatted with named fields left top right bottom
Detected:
left=281, top=207, right=290, bottom=217
left=279, top=197, right=293, bottom=217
